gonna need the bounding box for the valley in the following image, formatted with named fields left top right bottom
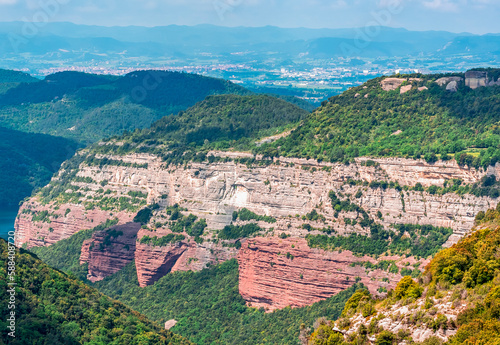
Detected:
left=10, top=68, right=500, bottom=343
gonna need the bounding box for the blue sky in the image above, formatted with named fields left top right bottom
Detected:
left=0, top=0, right=498, bottom=34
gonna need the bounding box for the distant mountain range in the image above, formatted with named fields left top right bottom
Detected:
left=1, top=22, right=499, bottom=61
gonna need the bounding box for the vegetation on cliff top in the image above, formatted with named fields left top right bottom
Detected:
left=0, top=239, right=191, bottom=345
left=256, top=72, right=500, bottom=169
left=92, top=93, right=309, bottom=163
left=307, top=203, right=500, bottom=344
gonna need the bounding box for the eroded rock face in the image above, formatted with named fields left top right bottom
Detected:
left=465, top=71, right=488, bottom=89
left=134, top=227, right=239, bottom=287
left=135, top=241, right=188, bottom=287
left=238, top=237, right=407, bottom=311
left=85, top=222, right=141, bottom=282
left=400, top=84, right=413, bottom=94
left=15, top=202, right=134, bottom=249
left=380, top=78, right=406, bottom=91
left=18, top=154, right=498, bottom=249
left=15, top=152, right=500, bottom=310
left=435, top=77, right=463, bottom=87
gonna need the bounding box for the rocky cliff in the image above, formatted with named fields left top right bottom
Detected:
left=238, top=237, right=425, bottom=311
left=81, top=222, right=141, bottom=282
left=15, top=151, right=499, bottom=309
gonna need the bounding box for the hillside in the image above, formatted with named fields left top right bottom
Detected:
left=91, top=93, right=310, bottom=164
left=0, top=70, right=250, bottom=144
left=0, top=239, right=191, bottom=344
left=0, top=127, right=79, bottom=209
left=256, top=70, right=500, bottom=171
left=307, top=204, right=500, bottom=344
left=0, top=68, right=38, bottom=95
left=30, top=228, right=358, bottom=345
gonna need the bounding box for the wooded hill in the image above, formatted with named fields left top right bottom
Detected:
left=0, top=70, right=250, bottom=144
left=0, top=239, right=192, bottom=345
left=256, top=71, right=500, bottom=170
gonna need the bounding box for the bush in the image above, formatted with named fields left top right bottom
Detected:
left=394, top=276, right=423, bottom=299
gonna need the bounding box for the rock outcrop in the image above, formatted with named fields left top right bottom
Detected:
left=135, top=240, right=188, bottom=287
left=380, top=78, right=406, bottom=91
left=134, top=227, right=239, bottom=287
left=83, top=222, right=141, bottom=282
left=465, top=70, right=488, bottom=89
left=435, top=76, right=463, bottom=87
left=238, top=237, right=420, bottom=311
left=15, top=201, right=134, bottom=249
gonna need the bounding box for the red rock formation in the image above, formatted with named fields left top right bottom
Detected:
left=86, top=222, right=141, bottom=282
left=135, top=241, right=188, bottom=287
left=238, top=237, right=403, bottom=311
left=80, top=239, right=92, bottom=264
left=134, top=228, right=239, bottom=287
left=15, top=201, right=134, bottom=248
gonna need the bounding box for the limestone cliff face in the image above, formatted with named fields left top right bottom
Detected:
left=15, top=152, right=499, bottom=310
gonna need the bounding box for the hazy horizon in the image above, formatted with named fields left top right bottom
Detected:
left=0, top=0, right=498, bottom=35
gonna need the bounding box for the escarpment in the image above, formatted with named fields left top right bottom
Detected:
left=16, top=151, right=499, bottom=309
left=238, top=237, right=417, bottom=311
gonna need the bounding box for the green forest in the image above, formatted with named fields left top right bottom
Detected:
left=0, top=239, right=191, bottom=345
left=90, top=94, right=309, bottom=165
left=0, top=126, right=79, bottom=209
left=256, top=73, right=500, bottom=168
left=0, top=70, right=251, bottom=144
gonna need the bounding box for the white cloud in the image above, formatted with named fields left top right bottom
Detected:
left=422, top=0, right=460, bottom=12
left=0, top=0, right=18, bottom=5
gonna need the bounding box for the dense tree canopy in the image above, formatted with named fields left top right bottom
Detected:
left=0, top=239, right=191, bottom=344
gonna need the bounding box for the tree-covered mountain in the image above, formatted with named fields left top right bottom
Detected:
left=0, top=68, right=38, bottom=95
left=79, top=93, right=309, bottom=166
left=256, top=71, right=500, bottom=169
left=0, top=127, right=79, bottom=209
left=0, top=239, right=191, bottom=345
left=0, top=70, right=251, bottom=144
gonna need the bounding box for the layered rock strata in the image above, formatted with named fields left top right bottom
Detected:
left=238, top=237, right=418, bottom=311
left=82, top=222, right=141, bottom=282
left=15, top=152, right=500, bottom=309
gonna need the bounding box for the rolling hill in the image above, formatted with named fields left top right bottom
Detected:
left=0, top=70, right=250, bottom=144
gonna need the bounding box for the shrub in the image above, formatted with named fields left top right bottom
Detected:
left=394, top=276, right=423, bottom=299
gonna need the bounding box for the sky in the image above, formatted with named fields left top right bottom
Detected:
left=0, top=0, right=498, bottom=34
